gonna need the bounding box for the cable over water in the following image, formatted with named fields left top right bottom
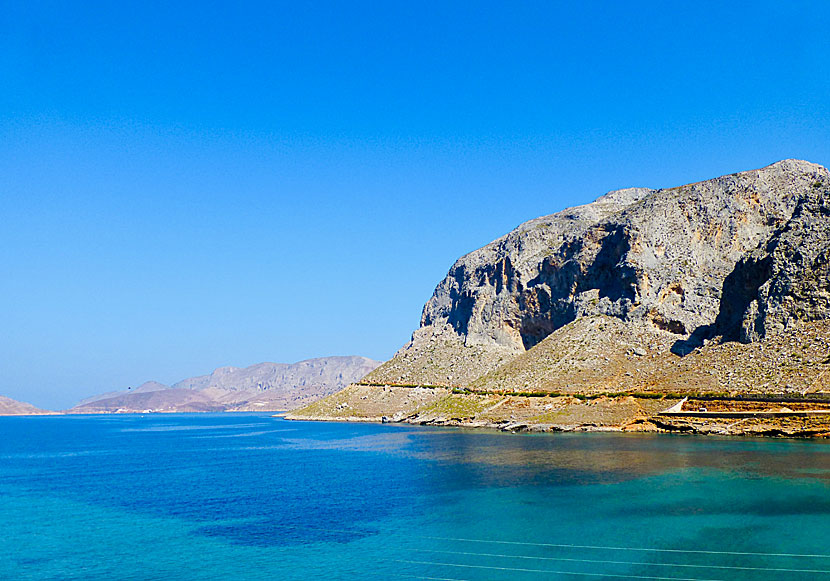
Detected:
left=423, top=535, right=830, bottom=559
left=407, top=547, right=830, bottom=574
left=394, top=559, right=728, bottom=581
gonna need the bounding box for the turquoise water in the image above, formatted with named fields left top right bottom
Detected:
left=2, top=414, right=830, bottom=580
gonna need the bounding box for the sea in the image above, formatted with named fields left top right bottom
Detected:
left=1, top=413, right=830, bottom=580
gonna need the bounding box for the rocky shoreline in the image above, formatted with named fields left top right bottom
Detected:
left=286, top=384, right=830, bottom=438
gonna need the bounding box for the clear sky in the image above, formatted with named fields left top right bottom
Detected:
left=2, top=1, right=829, bottom=409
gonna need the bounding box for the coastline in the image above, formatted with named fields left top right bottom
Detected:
left=286, top=384, right=830, bottom=438
left=286, top=412, right=830, bottom=437
left=9, top=398, right=830, bottom=438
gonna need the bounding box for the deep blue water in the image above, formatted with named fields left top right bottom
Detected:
left=2, top=414, right=830, bottom=580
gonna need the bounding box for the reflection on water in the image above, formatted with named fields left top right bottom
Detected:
left=273, top=423, right=830, bottom=485
left=1, top=413, right=830, bottom=580
left=120, top=422, right=269, bottom=432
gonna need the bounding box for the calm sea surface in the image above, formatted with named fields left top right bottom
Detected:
left=2, top=414, right=830, bottom=580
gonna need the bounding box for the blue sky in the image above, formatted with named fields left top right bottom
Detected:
left=2, top=1, right=829, bottom=409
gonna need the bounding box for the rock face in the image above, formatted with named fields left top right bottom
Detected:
left=0, top=395, right=53, bottom=415
left=364, top=159, right=829, bottom=386
left=722, top=180, right=830, bottom=342
left=70, top=356, right=381, bottom=413
left=293, top=160, right=830, bottom=437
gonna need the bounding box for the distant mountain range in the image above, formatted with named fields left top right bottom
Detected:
left=68, top=356, right=381, bottom=414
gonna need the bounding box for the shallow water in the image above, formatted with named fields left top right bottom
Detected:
left=1, top=413, right=830, bottom=580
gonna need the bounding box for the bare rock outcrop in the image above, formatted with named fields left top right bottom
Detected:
left=718, top=176, right=830, bottom=342
left=363, top=160, right=829, bottom=387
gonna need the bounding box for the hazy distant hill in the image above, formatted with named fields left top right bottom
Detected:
left=69, top=356, right=381, bottom=414
left=75, top=381, right=170, bottom=407
left=71, top=389, right=225, bottom=414
left=0, top=395, right=54, bottom=415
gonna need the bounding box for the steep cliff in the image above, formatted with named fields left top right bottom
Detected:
left=364, top=159, right=828, bottom=387
left=722, top=180, right=830, bottom=342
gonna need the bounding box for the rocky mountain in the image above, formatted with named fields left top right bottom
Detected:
left=291, top=160, right=830, bottom=437
left=366, top=159, right=828, bottom=385
left=70, top=356, right=381, bottom=414
left=0, top=395, right=54, bottom=415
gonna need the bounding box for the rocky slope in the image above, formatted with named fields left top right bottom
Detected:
left=70, top=356, right=381, bottom=413
left=0, top=395, right=54, bottom=415
left=291, top=160, right=830, bottom=436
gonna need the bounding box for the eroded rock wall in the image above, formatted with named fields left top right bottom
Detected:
left=364, top=159, right=829, bottom=388
left=732, top=177, right=830, bottom=341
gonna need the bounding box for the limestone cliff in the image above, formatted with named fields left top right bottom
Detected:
left=721, top=180, right=830, bottom=342
left=365, top=159, right=829, bottom=387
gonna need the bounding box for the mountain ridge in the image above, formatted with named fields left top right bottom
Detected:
left=69, top=355, right=381, bottom=413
